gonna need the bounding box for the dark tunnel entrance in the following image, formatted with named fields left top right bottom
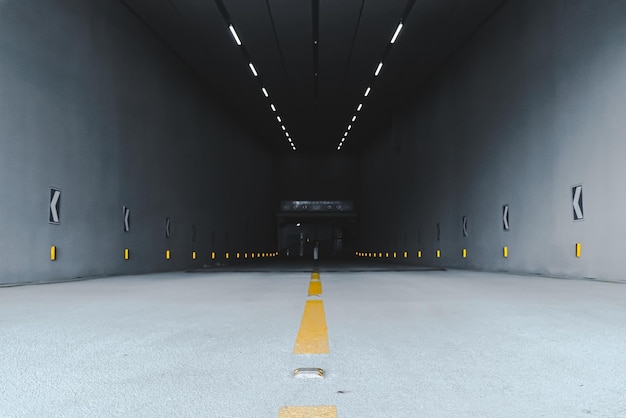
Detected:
left=276, top=201, right=358, bottom=260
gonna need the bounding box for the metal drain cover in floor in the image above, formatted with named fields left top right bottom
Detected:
left=294, top=368, right=324, bottom=378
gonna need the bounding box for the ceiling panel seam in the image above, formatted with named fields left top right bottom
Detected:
left=119, top=0, right=200, bottom=77
left=265, top=0, right=292, bottom=97
left=312, top=0, right=320, bottom=105
left=341, top=0, right=366, bottom=91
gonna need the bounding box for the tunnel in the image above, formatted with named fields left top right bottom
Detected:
left=1, top=1, right=626, bottom=416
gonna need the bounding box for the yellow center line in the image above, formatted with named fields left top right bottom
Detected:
left=293, top=299, right=329, bottom=354
left=282, top=273, right=336, bottom=416
left=308, top=278, right=322, bottom=296
left=278, top=405, right=337, bottom=418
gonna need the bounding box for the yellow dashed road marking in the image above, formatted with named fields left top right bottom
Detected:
left=293, top=300, right=329, bottom=354
left=308, top=279, right=322, bottom=296
left=279, top=405, right=337, bottom=418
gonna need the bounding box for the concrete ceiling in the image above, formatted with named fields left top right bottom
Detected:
left=121, top=0, right=505, bottom=154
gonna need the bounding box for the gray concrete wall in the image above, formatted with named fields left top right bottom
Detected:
left=0, top=0, right=273, bottom=285
left=359, top=0, right=626, bottom=282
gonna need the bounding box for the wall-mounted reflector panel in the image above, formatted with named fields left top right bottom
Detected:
left=503, top=205, right=510, bottom=230
left=211, top=251, right=216, bottom=260
left=166, top=250, right=171, bottom=260
left=462, top=248, right=467, bottom=258
left=192, top=251, right=197, bottom=260
left=123, top=206, right=130, bottom=232
left=436, top=249, right=441, bottom=258
left=124, top=248, right=129, bottom=260
left=226, top=252, right=230, bottom=259
left=50, top=246, right=57, bottom=261
left=576, top=243, right=581, bottom=258
left=49, top=188, right=61, bottom=224
left=417, top=250, right=422, bottom=258
left=503, top=246, right=509, bottom=258
left=229, top=25, right=242, bottom=45
left=393, top=252, right=397, bottom=258
left=572, top=184, right=584, bottom=220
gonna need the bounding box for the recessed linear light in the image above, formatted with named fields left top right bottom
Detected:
left=357, top=103, right=363, bottom=111
left=347, top=125, right=352, bottom=130
left=271, top=104, right=277, bottom=112
left=344, top=131, right=348, bottom=137
left=391, top=22, right=403, bottom=44
left=341, top=137, right=346, bottom=143
left=277, top=116, right=282, bottom=122
left=364, top=87, right=371, bottom=97
left=285, top=132, right=290, bottom=137
left=262, top=87, right=269, bottom=97
left=249, top=63, right=258, bottom=77
left=281, top=125, right=286, bottom=131
left=375, top=62, right=384, bottom=76
left=229, top=25, right=242, bottom=46
left=352, top=115, right=357, bottom=122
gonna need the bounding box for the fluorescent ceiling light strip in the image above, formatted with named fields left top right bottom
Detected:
left=364, top=87, right=371, bottom=97
left=391, top=23, right=403, bottom=44
left=277, top=116, right=282, bottom=122
left=281, top=125, right=286, bottom=131
left=271, top=104, right=277, bottom=112
left=347, top=125, right=352, bottom=130
left=285, top=132, right=289, bottom=137
left=248, top=63, right=258, bottom=76
left=352, top=115, right=357, bottom=122
left=375, top=62, right=384, bottom=76
left=357, top=103, right=363, bottom=111
left=262, top=87, right=269, bottom=97
left=229, top=25, right=242, bottom=45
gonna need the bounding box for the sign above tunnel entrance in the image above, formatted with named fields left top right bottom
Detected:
left=280, top=200, right=354, bottom=212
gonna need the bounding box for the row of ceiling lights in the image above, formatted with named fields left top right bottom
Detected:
left=337, top=22, right=404, bottom=151
left=227, top=24, right=297, bottom=151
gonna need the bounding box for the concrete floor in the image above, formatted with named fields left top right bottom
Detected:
left=1, top=264, right=625, bottom=417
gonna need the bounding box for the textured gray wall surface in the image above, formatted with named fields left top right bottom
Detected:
left=359, top=1, right=626, bottom=282
left=0, top=0, right=273, bottom=284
